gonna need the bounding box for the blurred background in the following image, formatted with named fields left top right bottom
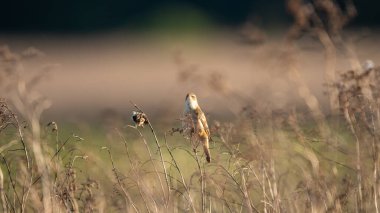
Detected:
left=0, top=0, right=379, bottom=122
left=1, top=0, right=379, bottom=31
left=1, top=2, right=380, bottom=212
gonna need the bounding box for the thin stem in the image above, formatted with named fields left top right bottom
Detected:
left=164, top=133, right=197, bottom=213
left=131, top=102, right=170, bottom=201
left=128, top=126, right=167, bottom=207
left=102, top=147, right=139, bottom=212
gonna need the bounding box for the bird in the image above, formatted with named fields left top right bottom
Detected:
left=362, top=60, right=375, bottom=73
left=132, top=111, right=149, bottom=127
left=183, top=92, right=211, bottom=163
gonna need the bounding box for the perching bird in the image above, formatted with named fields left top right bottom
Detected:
left=132, top=111, right=149, bottom=127
left=362, top=60, right=375, bottom=73
left=183, top=92, right=211, bottom=163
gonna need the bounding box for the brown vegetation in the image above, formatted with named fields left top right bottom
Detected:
left=0, top=1, right=380, bottom=212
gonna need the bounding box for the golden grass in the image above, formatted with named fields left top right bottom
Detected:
left=1, top=1, right=380, bottom=212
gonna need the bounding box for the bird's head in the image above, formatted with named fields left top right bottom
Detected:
left=185, top=92, right=199, bottom=110
left=363, top=59, right=375, bottom=72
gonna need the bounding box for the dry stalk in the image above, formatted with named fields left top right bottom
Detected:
left=240, top=170, right=253, bottom=213
left=164, top=133, right=197, bottom=212
left=115, top=132, right=158, bottom=212
left=128, top=125, right=167, bottom=208
left=102, top=146, right=139, bottom=212
left=194, top=150, right=206, bottom=212
left=218, top=165, right=259, bottom=213
left=130, top=102, right=170, bottom=200
left=0, top=165, right=6, bottom=213
left=370, top=105, right=379, bottom=213
left=116, top=128, right=159, bottom=213
left=0, top=140, right=18, bottom=213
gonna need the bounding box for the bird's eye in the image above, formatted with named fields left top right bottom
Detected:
left=191, top=95, right=196, bottom=98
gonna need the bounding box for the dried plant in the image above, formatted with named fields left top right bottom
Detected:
left=2, top=1, right=380, bottom=212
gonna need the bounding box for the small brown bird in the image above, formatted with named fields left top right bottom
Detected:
left=132, top=111, right=149, bottom=127
left=183, top=92, right=211, bottom=163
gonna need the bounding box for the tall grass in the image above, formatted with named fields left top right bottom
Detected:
left=0, top=1, right=379, bottom=212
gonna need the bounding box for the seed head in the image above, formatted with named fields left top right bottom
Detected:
left=131, top=111, right=149, bottom=127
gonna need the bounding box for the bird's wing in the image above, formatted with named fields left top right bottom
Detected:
left=196, top=108, right=210, bottom=137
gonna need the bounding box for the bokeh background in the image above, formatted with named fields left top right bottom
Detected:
left=0, top=0, right=379, bottom=122
left=1, top=0, right=379, bottom=31
left=1, top=1, right=380, bottom=212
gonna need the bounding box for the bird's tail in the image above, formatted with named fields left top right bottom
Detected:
left=202, top=137, right=211, bottom=163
